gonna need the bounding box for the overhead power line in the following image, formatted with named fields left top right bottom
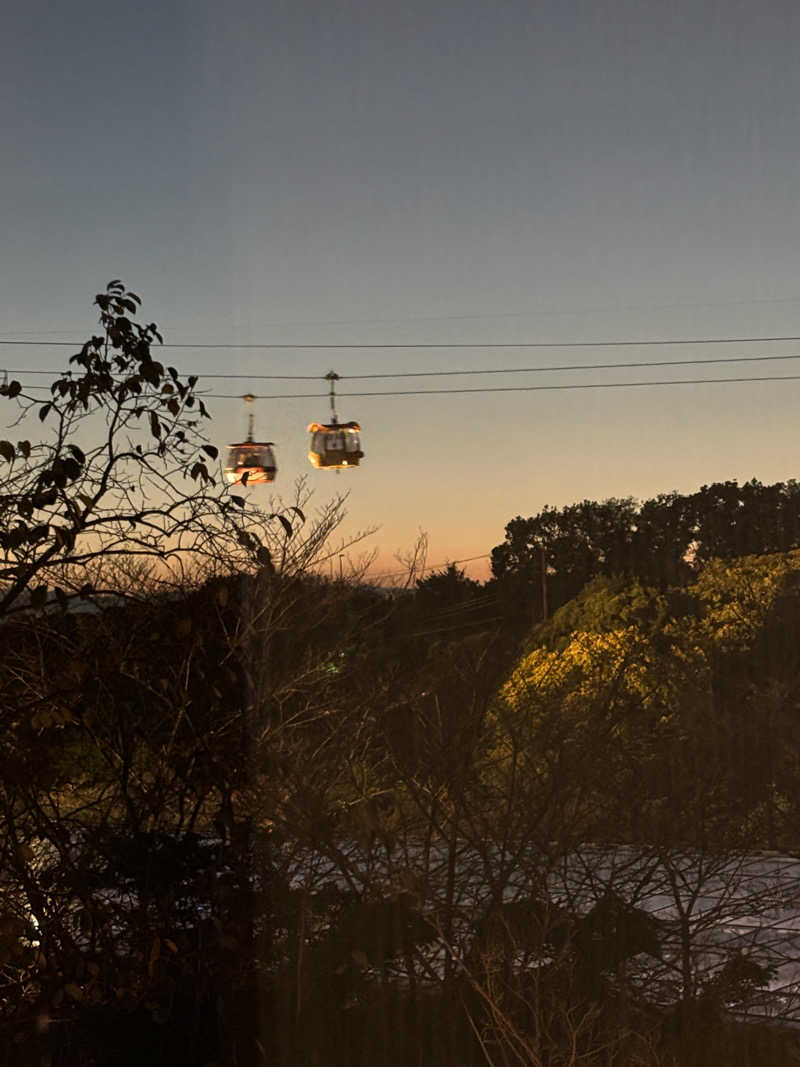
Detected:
left=4, top=332, right=800, bottom=351
left=5, top=292, right=800, bottom=334
left=8, top=348, right=800, bottom=384
left=199, top=372, right=800, bottom=400
left=368, top=553, right=492, bottom=582
left=2, top=368, right=321, bottom=381
left=319, top=352, right=800, bottom=380
left=12, top=372, right=800, bottom=398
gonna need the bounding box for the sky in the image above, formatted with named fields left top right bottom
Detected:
left=3, top=0, right=800, bottom=580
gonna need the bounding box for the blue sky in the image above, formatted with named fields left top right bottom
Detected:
left=4, top=0, right=800, bottom=577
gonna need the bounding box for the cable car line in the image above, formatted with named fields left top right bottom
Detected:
left=13, top=371, right=800, bottom=400
left=8, top=349, right=800, bottom=386
left=198, top=372, right=800, bottom=400
left=338, top=351, right=800, bottom=380
left=5, top=292, right=800, bottom=336
left=5, top=332, right=800, bottom=350
left=0, top=368, right=323, bottom=381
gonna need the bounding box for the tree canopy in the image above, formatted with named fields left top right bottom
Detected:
left=490, top=479, right=800, bottom=623
left=0, top=280, right=292, bottom=616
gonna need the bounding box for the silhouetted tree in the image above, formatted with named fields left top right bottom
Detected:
left=491, top=480, right=800, bottom=621
left=0, top=280, right=298, bottom=617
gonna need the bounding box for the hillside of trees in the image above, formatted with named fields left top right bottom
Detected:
left=488, top=480, right=800, bottom=623
left=4, top=285, right=800, bottom=1065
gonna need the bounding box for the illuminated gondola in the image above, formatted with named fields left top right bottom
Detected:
left=308, top=371, right=364, bottom=470
left=224, top=394, right=277, bottom=485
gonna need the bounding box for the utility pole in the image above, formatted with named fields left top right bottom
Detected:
left=540, top=544, right=548, bottom=621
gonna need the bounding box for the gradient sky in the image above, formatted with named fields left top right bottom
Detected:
left=4, top=0, right=800, bottom=579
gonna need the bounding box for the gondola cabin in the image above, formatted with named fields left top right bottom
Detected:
left=224, top=394, right=277, bottom=485
left=307, top=371, right=364, bottom=470
left=223, top=441, right=277, bottom=485
left=307, top=421, right=363, bottom=469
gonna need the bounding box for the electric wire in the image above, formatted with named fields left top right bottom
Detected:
left=4, top=332, right=800, bottom=350
left=6, top=291, right=800, bottom=334
left=13, top=371, right=800, bottom=398
left=421, top=600, right=504, bottom=618
left=410, top=617, right=506, bottom=637
left=8, top=345, right=800, bottom=385
left=307, top=351, right=800, bottom=380
left=415, top=597, right=501, bottom=624
left=197, top=372, right=800, bottom=399
left=368, top=553, right=492, bottom=582
left=1, top=368, right=317, bottom=380
left=20, top=349, right=800, bottom=380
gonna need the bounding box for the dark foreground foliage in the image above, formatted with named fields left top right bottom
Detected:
left=3, top=560, right=800, bottom=1065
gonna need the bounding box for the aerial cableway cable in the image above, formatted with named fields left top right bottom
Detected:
left=199, top=372, right=800, bottom=400
left=6, top=331, right=800, bottom=350
left=8, top=349, right=800, bottom=386
left=12, top=371, right=800, bottom=398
